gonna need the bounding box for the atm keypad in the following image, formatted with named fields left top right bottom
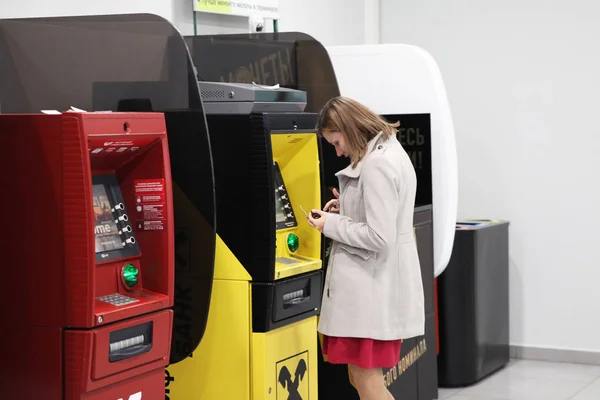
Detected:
left=276, top=257, right=300, bottom=265
left=97, top=293, right=139, bottom=307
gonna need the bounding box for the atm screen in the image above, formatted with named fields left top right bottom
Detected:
left=92, top=174, right=141, bottom=263
left=273, top=162, right=297, bottom=230
left=274, top=193, right=287, bottom=224
left=93, top=184, right=124, bottom=253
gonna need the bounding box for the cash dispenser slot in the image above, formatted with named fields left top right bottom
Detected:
left=89, top=309, right=172, bottom=381
left=272, top=271, right=322, bottom=323
left=109, top=321, right=153, bottom=362
left=252, top=271, right=323, bottom=332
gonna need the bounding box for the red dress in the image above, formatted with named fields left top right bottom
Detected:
left=321, top=335, right=402, bottom=369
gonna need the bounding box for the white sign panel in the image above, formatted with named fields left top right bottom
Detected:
left=194, top=0, right=279, bottom=19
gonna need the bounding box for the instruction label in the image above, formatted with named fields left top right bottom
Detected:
left=134, top=179, right=166, bottom=231
left=88, top=138, right=156, bottom=156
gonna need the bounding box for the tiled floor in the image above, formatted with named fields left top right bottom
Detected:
left=437, top=359, right=600, bottom=400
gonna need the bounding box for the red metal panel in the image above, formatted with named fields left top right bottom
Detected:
left=0, top=326, right=63, bottom=400
left=64, top=310, right=173, bottom=399
left=0, top=112, right=175, bottom=399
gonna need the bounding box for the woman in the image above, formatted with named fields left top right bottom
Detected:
left=308, top=96, right=425, bottom=400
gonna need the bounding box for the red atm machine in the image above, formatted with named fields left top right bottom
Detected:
left=0, top=112, right=175, bottom=400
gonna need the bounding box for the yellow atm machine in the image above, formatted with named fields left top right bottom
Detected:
left=166, top=82, right=324, bottom=400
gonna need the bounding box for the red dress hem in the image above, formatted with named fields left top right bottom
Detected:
left=321, top=335, right=402, bottom=369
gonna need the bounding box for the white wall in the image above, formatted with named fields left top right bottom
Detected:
left=0, top=0, right=367, bottom=46
left=176, top=0, right=367, bottom=44
left=278, top=0, right=365, bottom=45
left=381, top=0, right=600, bottom=353
left=0, top=0, right=175, bottom=20
left=173, top=0, right=259, bottom=36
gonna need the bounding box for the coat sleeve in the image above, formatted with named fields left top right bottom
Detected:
left=323, top=154, right=399, bottom=253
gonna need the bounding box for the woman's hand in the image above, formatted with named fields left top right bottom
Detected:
left=307, top=209, right=328, bottom=232
left=323, top=188, right=340, bottom=213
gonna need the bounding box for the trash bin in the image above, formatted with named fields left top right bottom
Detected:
left=437, top=219, right=510, bottom=387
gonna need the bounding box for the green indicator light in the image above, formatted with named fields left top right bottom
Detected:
left=287, top=233, right=299, bottom=253
left=122, top=264, right=139, bottom=288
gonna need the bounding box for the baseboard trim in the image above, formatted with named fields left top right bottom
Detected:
left=510, top=345, right=600, bottom=365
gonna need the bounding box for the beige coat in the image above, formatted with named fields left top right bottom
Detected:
left=318, top=132, right=425, bottom=340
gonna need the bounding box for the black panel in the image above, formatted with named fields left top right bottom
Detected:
left=414, top=205, right=433, bottom=226
left=438, top=222, right=510, bottom=387
left=273, top=162, right=298, bottom=230
left=474, top=223, right=510, bottom=381
left=271, top=273, right=319, bottom=322
left=386, top=337, right=419, bottom=400
left=414, top=206, right=434, bottom=316
left=416, top=314, right=438, bottom=400
left=161, top=111, right=217, bottom=365
left=248, top=114, right=276, bottom=281
left=252, top=271, right=322, bottom=332
left=261, top=110, right=319, bottom=132
left=163, top=111, right=216, bottom=229
left=383, top=114, right=432, bottom=207
left=202, top=113, right=270, bottom=281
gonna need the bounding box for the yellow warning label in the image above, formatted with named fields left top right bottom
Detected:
left=277, top=351, right=309, bottom=400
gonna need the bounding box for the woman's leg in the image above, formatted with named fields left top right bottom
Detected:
left=348, top=365, right=357, bottom=389
left=348, top=364, right=395, bottom=399
left=348, top=364, right=392, bottom=400
left=386, top=388, right=395, bottom=400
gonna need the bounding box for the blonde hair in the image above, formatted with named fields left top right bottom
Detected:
left=316, top=96, right=400, bottom=167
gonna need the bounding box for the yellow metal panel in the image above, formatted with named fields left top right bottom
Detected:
left=271, top=132, right=322, bottom=280
left=317, top=326, right=328, bottom=363
left=252, top=316, right=319, bottom=400
left=165, top=279, right=251, bottom=399
left=165, top=239, right=252, bottom=400
left=214, top=234, right=252, bottom=281
left=274, top=253, right=322, bottom=279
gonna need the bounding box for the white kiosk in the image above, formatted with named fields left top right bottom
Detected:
left=325, top=44, right=458, bottom=278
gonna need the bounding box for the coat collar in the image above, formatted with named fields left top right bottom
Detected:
left=336, top=131, right=385, bottom=179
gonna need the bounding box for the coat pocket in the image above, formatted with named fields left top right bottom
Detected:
left=339, top=243, right=374, bottom=260
left=397, top=231, right=414, bottom=244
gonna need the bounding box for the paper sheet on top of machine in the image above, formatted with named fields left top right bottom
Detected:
left=41, top=106, right=113, bottom=114
left=252, top=81, right=280, bottom=90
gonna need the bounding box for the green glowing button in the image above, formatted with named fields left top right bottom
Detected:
left=122, top=264, right=139, bottom=288
left=287, top=233, right=299, bottom=253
